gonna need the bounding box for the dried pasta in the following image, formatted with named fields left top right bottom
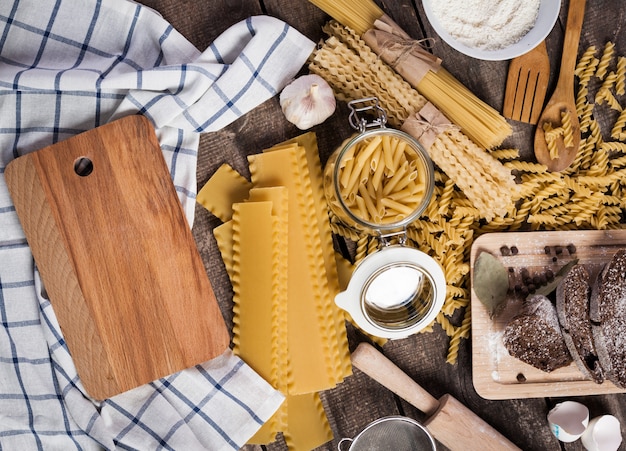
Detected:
left=543, top=122, right=564, bottom=141
left=353, top=235, right=369, bottom=265
left=611, top=109, right=626, bottom=139
left=539, top=109, right=576, bottom=160
left=609, top=153, right=626, bottom=167
left=504, top=160, right=547, bottom=173
left=575, top=45, right=597, bottom=76
left=616, top=56, right=626, bottom=95
left=596, top=86, right=622, bottom=111
left=488, top=148, right=519, bottom=160
left=437, top=312, right=456, bottom=337
left=596, top=41, right=615, bottom=80
left=542, top=122, right=561, bottom=160
left=599, top=71, right=619, bottom=96
left=575, top=86, right=589, bottom=116
left=579, top=103, right=594, bottom=133
left=561, top=110, right=575, bottom=148
left=445, top=308, right=471, bottom=365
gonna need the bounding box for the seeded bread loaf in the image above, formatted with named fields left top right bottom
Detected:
left=590, top=249, right=626, bottom=388
left=503, top=295, right=572, bottom=372
left=556, top=264, right=604, bottom=383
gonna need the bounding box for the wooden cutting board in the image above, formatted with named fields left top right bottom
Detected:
left=5, top=115, right=230, bottom=400
left=471, top=230, right=626, bottom=400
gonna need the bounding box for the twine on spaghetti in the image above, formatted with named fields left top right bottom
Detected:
left=363, top=16, right=441, bottom=85
left=402, top=102, right=458, bottom=150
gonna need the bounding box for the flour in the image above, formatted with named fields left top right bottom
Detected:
left=430, top=0, right=540, bottom=51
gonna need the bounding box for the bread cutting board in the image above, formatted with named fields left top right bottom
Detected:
left=471, top=230, right=626, bottom=400
left=5, top=115, right=230, bottom=400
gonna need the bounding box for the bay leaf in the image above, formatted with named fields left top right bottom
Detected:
left=473, top=251, right=509, bottom=318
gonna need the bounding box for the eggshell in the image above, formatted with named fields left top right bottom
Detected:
left=547, top=401, right=589, bottom=442
left=581, top=415, right=622, bottom=451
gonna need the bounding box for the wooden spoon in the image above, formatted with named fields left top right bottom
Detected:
left=534, top=0, right=587, bottom=172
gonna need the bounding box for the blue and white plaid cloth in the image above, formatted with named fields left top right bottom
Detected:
left=0, top=0, right=315, bottom=449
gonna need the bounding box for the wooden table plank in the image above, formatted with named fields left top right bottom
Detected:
left=137, top=1, right=626, bottom=449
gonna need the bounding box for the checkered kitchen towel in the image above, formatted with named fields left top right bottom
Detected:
left=0, top=0, right=315, bottom=449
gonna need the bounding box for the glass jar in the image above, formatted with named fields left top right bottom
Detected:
left=324, top=98, right=435, bottom=234
left=325, top=98, right=445, bottom=340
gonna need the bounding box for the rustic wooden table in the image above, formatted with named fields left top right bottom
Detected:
left=139, top=1, right=626, bottom=449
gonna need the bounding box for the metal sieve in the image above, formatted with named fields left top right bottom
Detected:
left=338, top=416, right=437, bottom=451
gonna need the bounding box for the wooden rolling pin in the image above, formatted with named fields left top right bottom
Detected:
left=351, top=342, right=521, bottom=451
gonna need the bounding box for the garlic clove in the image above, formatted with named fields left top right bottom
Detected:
left=280, top=74, right=336, bottom=130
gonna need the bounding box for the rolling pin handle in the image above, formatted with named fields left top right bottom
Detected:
left=350, top=342, right=440, bottom=417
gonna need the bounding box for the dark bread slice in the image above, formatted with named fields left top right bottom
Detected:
left=503, top=295, right=572, bottom=372
left=590, top=249, right=626, bottom=388
left=556, top=264, right=604, bottom=383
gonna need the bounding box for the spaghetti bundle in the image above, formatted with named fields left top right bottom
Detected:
left=308, top=0, right=381, bottom=35
left=308, top=0, right=512, bottom=149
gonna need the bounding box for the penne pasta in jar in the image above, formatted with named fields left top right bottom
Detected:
left=324, top=125, right=434, bottom=233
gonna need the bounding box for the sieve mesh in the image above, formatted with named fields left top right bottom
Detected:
left=346, top=417, right=436, bottom=451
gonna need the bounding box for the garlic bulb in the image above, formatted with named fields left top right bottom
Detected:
left=280, top=74, right=336, bottom=130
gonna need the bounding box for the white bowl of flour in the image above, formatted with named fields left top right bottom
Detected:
left=422, top=0, right=561, bottom=60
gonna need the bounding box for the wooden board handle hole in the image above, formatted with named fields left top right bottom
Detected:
left=74, top=157, right=94, bottom=177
